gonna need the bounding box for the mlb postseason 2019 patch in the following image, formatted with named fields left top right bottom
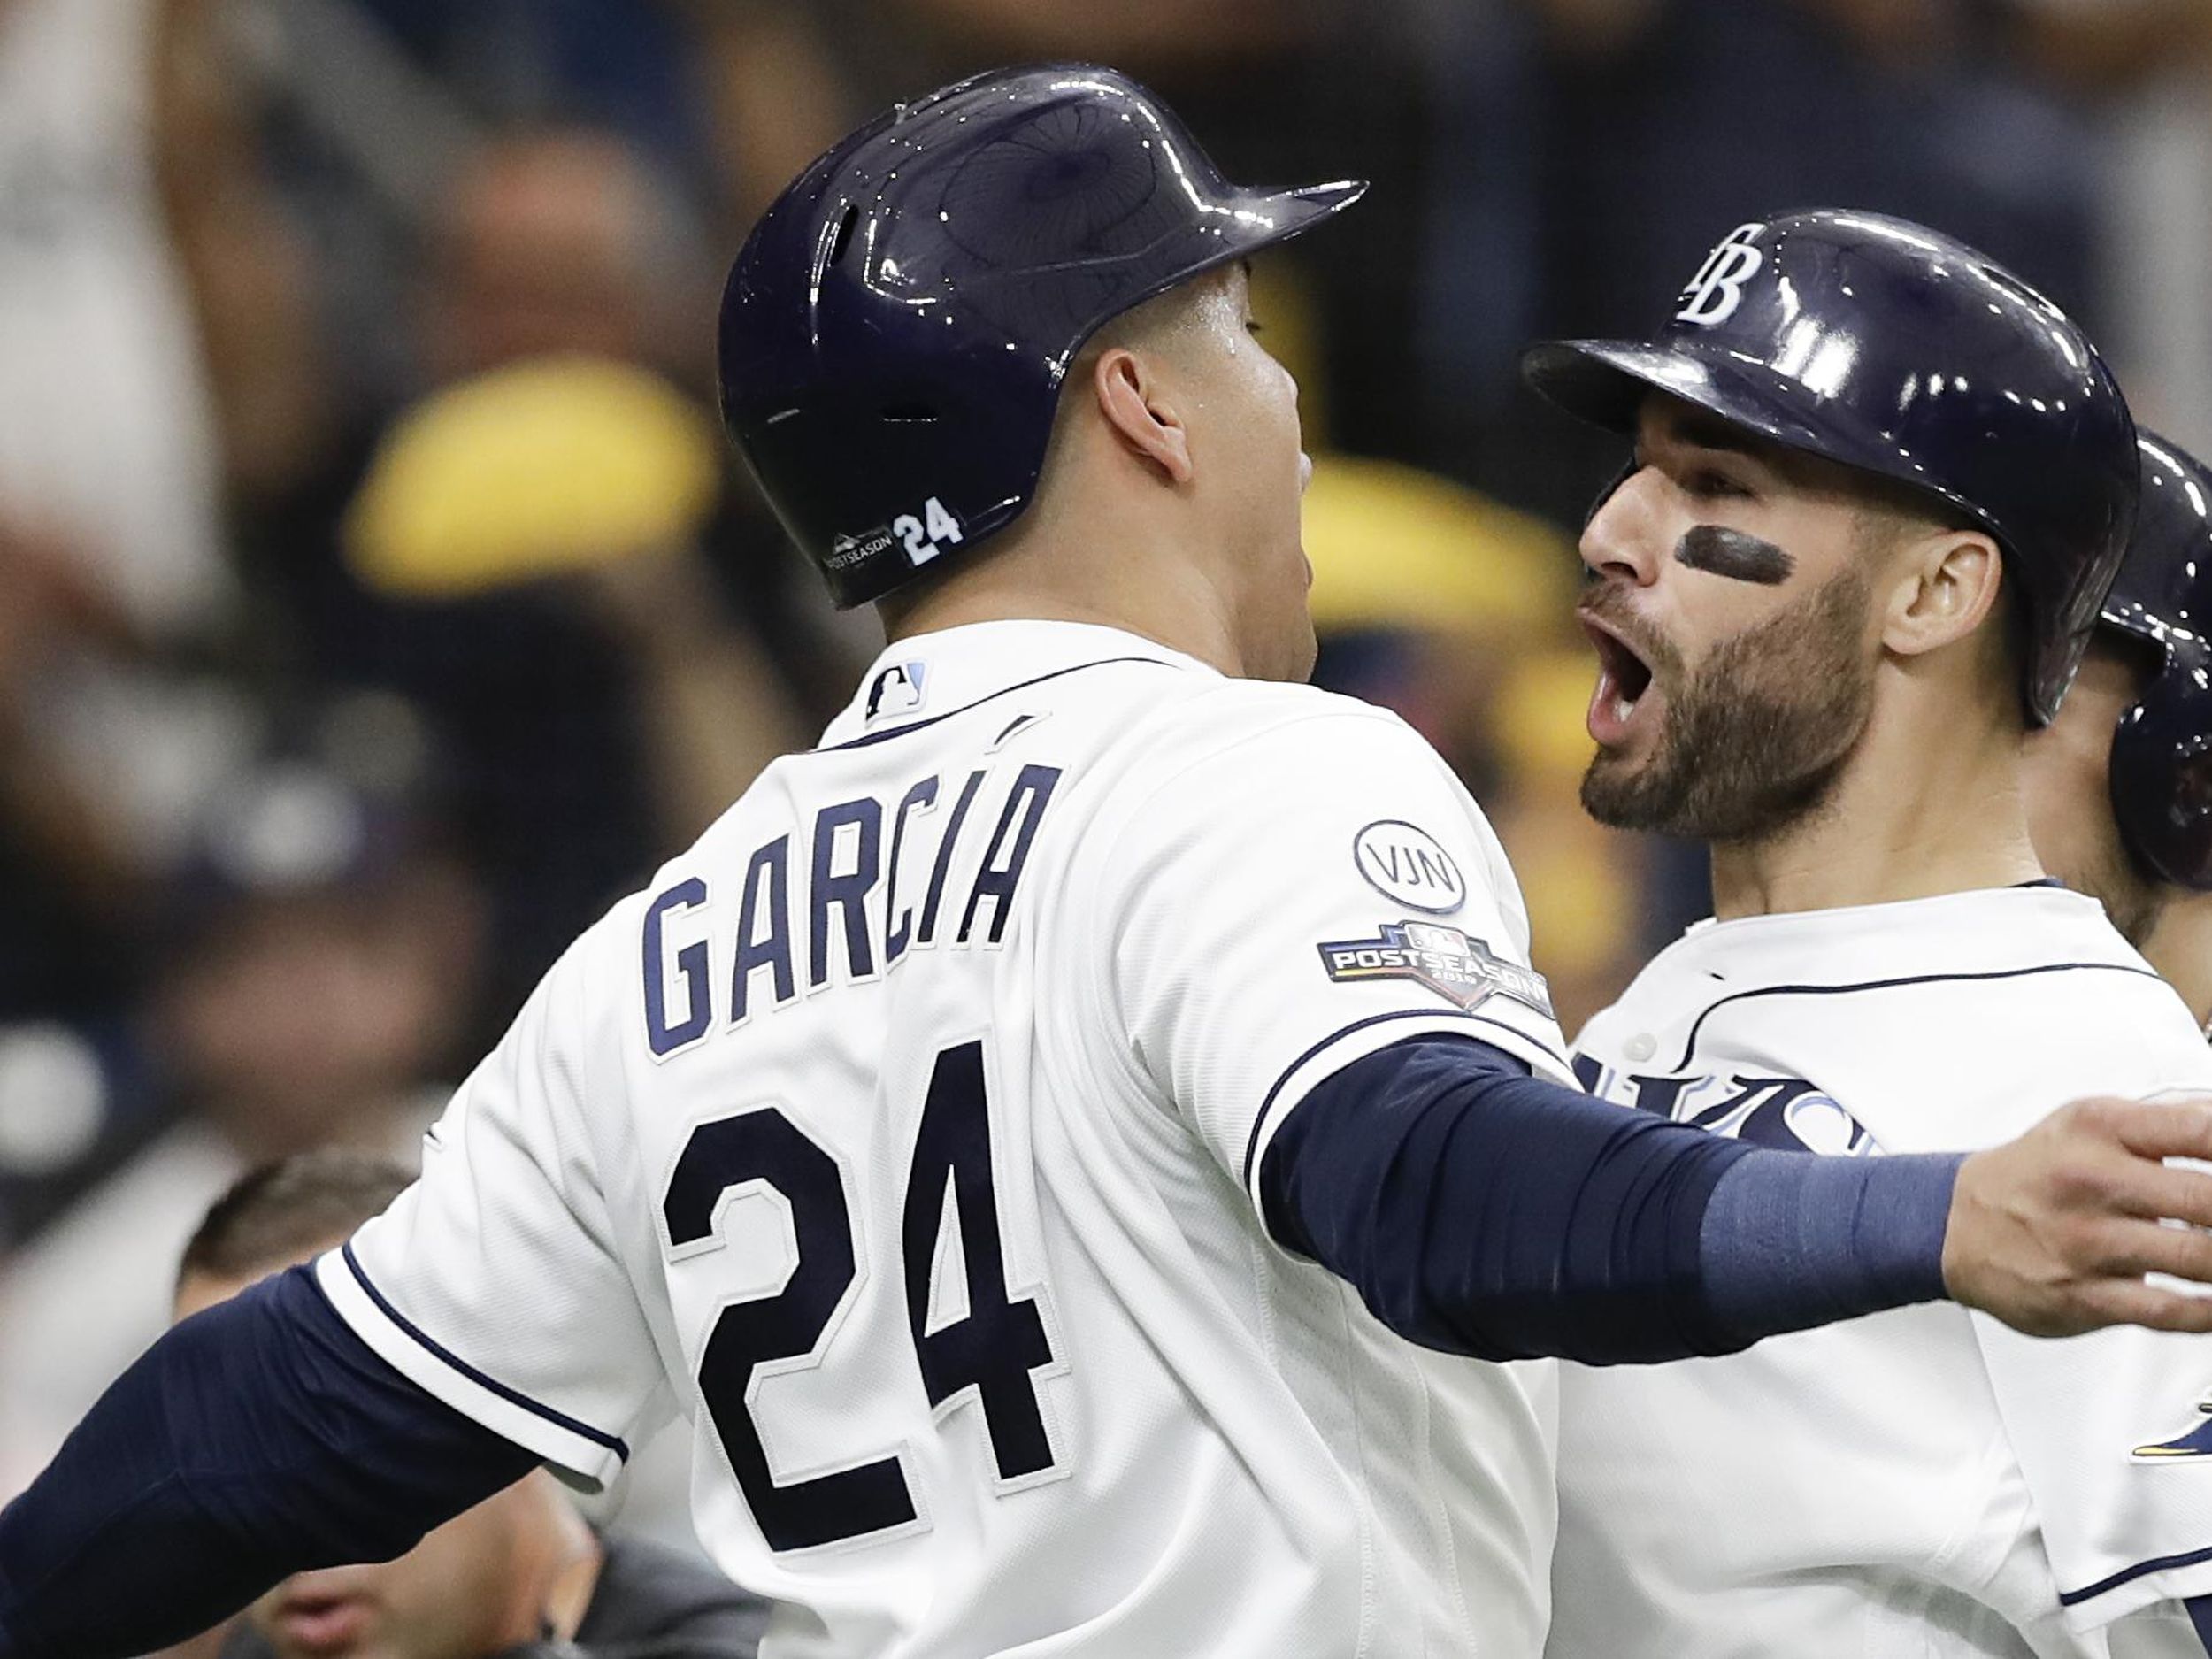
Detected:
left=1318, top=921, right=1554, bottom=1019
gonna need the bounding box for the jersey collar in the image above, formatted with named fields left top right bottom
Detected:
left=817, top=620, right=1213, bottom=750
left=1663, top=882, right=2140, bottom=982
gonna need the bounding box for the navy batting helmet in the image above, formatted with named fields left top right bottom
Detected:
left=1522, top=210, right=2139, bottom=726
left=718, top=65, right=1364, bottom=609
left=2105, top=432, right=2212, bottom=890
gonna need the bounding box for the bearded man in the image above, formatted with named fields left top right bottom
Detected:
left=1534, top=212, right=2212, bottom=1657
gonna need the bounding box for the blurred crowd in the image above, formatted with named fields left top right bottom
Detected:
left=1, top=0, right=2209, bottom=1548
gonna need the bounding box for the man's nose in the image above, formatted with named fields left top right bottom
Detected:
left=1580, top=465, right=1665, bottom=588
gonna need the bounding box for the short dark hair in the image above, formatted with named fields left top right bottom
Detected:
left=179, top=1148, right=414, bottom=1287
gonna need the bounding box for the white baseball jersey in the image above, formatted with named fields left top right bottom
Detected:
left=1548, top=886, right=2212, bottom=1659
left=319, top=620, right=1577, bottom=1657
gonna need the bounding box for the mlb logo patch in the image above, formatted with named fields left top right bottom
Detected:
left=1317, top=920, right=1554, bottom=1018
left=866, top=661, right=929, bottom=721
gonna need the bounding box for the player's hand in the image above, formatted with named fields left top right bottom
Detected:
left=1945, top=1095, right=2212, bottom=1336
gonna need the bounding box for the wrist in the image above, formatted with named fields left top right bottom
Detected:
left=1852, top=1152, right=1962, bottom=1306
left=1700, top=1148, right=1963, bottom=1343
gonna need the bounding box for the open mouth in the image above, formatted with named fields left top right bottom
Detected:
left=1579, top=611, right=1658, bottom=747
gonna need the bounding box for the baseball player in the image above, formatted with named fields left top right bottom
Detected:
left=1533, top=212, right=2212, bottom=1655
left=2025, top=430, right=2212, bottom=1029
left=7, top=75, right=2212, bottom=1659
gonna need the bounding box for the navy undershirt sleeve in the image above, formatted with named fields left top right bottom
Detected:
left=0, top=1263, right=534, bottom=1659
left=1699, top=1115, right=1960, bottom=1340
left=1259, top=1033, right=1957, bottom=1364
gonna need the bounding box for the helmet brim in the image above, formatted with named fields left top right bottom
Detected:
left=1122, top=178, right=1369, bottom=315
left=1526, top=338, right=1882, bottom=461
left=1262, top=179, right=1371, bottom=227
left=1015, top=177, right=1366, bottom=387
left=1524, top=336, right=2001, bottom=535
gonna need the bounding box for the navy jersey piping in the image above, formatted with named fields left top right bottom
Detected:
left=341, top=1244, right=631, bottom=1462
left=2060, top=1541, right=2212, bottom=1607
left=819, top=657, right=1179, bottom=752
left=1669, top=962, right=2162, bottom=1071
left=1240, top=1010, right=1566, bottom=1188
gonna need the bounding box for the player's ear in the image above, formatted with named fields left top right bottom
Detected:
left=1091, top=346, right=1194, bottom=486
left=1879, top=526, right=2004, bottom=663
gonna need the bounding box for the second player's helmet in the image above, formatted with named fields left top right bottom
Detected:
left=718, top=65, right=1364, bottom=608
left=2105, top=433, right=2212, bottom=890
left=1522, top=211, right=2139, bottom=726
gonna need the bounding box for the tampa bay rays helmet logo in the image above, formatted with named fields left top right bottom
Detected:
left=2134, top=1394, right=2212, bottom=1461
left=1676, top=222, right=1767, bottom=327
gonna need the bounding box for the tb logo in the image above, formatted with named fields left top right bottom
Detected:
left=1572, top=1059, right=1879, bottom=1159
left=1676, top=223, right=1767, bottom=327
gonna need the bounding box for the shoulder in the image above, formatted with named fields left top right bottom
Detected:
left=1149, top=675, right=1425, bottom=748
left=1109, top=679, right=1465, bottom=810
left=580, top=1534, right=772, bottom=1647
left=2051, top=964, right=2212, bottom=1096
left=1072, top=680, right=1531, bottom=928
left=1985, top=895, right=2212, bottom=1091
left=1089, top=680, right=1488, bottom=849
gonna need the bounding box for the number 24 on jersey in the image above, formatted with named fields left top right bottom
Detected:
left=662, top=1040, right=1062, bottom=1552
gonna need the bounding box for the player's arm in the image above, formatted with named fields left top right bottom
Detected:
left=1258, top=1033, right=1954, bottom=1361
left=1260, top=1035, right=2212, bottom=1362
left=0, top=1266, right=532, bottom=1656
left=0, top=922, right=668, bottom=1658
left=1104, top=703, right=2212, bottom=1365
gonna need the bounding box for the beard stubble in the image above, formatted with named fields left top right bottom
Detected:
left=1580, top=565, right=1878, bottom=844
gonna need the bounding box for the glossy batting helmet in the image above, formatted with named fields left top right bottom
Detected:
left=2104, top=433, right=2212, bottom=889
left=1523, top=210, right=2139, bottom=726
left=718, top=65, right=1365, bottom=609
